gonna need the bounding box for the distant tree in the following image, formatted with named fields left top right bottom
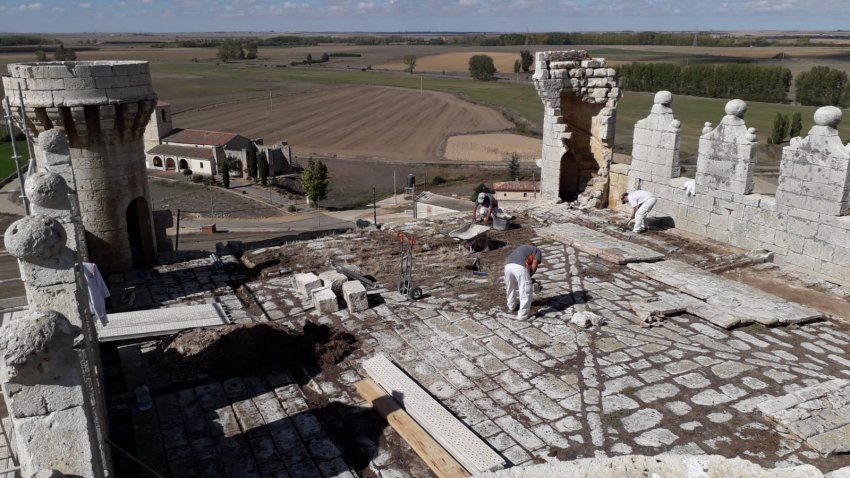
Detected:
left=35, top=49, right=47, bottom=62
left=769, top=113, right=789, bottom=145
left=258, top=150, right=268, bottom=186
left=795, top=66, right=848, bottom=107
left=403, top=54, right=417, bottom=73
left=513, top=59, right=521, bottom=75
left=53, top=44, right=76, bottom=61
left=301, top=159, right=330, bottom=207
left=217, top=40, right=243, bottom=62
left=470, top=183, right=494, bottom=201
left=507, top=153, right=521, bottom=180
left=321, top=52, right=329, bottom=62
left=246, top=149, right=258, bottom=178
left=221, top=157, right=232, bottom=188
left=469, top=55, right=497, bottom=81
left=789, top=112, right=803, bottom=138
left=244, top=41, right=258, bottom=59
left=306, top=53, right=313, bottom=63
left=519, top=49, right=533, bottom=72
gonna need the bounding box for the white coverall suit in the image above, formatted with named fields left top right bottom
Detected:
left=628, top=190, right=657, bottom=233
left=504, top=246, right=541, bottom=321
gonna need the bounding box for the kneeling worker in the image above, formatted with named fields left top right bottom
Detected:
left=473, top=191, right=500, bottom=225
left=621, top=190, right=657, bottom=233
left=504, top=244, right=543, bottom=320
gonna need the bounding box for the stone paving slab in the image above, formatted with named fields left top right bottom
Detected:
left=758, top=379, right=850, bottom=456
left=628, top=260, right=822, bottom=327
left=537, top=223, right=665, bottom=264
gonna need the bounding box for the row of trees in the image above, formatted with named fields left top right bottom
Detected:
left=216, top=40, right=258, bottom=62
left=35, top=44, right=76, bottom=61
left=617, top=63, right=793, bottom=103
left=795, top=66, right=850, bottom=107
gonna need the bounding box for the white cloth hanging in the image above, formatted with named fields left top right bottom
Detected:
left=83, top=262, right=110, bottom=321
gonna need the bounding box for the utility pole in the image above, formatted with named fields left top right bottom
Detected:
left=393, top=169, right=397, bottom=205
left=269, top=91, right=273, bottom=114
left=175, top=209, right=181, bottom=252
left=372, top=187, right=377, bottom=225
left=420, top=76, right=423, bottom=96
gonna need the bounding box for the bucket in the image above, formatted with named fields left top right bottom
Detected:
left=492, top=216, right=510, bottom=231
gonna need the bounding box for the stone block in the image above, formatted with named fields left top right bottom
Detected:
left=294, top=272, right=322, bottom=297
left=318, top=270, right=348, bottom=296
left=342, top=280, right=369, bottom=313
left=312, top=286, right=339, bottom=314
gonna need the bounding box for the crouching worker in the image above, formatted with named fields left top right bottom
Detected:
left=621, top=190, right=657, bottom=233
left=473, top=191, right=500, bottom=225
left=504, top=244, right=543, bottom=320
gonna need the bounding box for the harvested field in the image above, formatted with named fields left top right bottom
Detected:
left=444, top=133, right=541, bottom=162
left=377, top=51, right=527, bottom=73
left=173, top=84, right=513, bottom=162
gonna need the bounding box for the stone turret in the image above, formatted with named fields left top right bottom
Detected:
left=3, top=61, right=158, bottom=274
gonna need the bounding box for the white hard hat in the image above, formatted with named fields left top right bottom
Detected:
left=477, top=192, right=486, bottom=203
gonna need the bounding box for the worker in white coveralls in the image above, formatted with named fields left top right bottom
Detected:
left=473, top=191, right=501, bottom=225
left=504, top=244, right=543, bottom=320
left=621, top=190, right=657, bottom=233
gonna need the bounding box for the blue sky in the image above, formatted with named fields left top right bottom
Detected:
left=0, top=0, right=848, bottom=33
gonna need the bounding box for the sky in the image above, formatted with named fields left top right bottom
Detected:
left=1, top=0, right=849, bottom=34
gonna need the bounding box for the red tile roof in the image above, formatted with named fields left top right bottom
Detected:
left=493, top=181, right=539, bottom=192
left=162, top=129, right=239, bottom=147
left=147, top=144, right=216, bottom=161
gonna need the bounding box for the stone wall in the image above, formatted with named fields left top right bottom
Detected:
left=3, top=61, right=158, bottom=274
left=533, top=50, right=620, bottom=207
left=625, top=93, right=850, bottom=284
left=1, top=129, right=111, bottom=477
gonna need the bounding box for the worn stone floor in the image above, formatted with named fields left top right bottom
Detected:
left=106, top=207, right=850, bottom=477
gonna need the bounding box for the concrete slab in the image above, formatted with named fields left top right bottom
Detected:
left=758, top=379, right=850, bottom=456
left=628, top=260, right=822, bottom=327
left=95, top=303, right=230, bottom=341
left=537, top=223, right=664, bottom=264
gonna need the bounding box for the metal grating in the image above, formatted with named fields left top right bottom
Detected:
left=95, top=303, right=230, bottom=342
left=363, top=354, right=507, bottom=474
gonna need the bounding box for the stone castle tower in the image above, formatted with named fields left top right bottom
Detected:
left=3, top=61, right=158, bottom=274
left=143, top=100, right=173, bottom=152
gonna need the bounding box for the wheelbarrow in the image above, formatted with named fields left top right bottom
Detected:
left=449, top=222, right=491, bottom=253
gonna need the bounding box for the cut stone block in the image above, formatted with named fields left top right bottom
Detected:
left=342, top=280, right=369, bottom=313
left=312, top=286, right=339, bottom=314
left=537, top=223, right=664, bottom=264
left=294, top=272, right=322, bottom=298
left=318, top=270, right=348, bottom=296
left=758, top=379, right=850, bottom=456
left=628, top=260, right=822, bottom=327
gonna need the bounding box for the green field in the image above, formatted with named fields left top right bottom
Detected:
left=153, top=63, right=848, bottom=159
left=0, top=141, right=27, bottom=179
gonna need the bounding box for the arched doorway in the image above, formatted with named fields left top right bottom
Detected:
left=165, top=158, right=176, bottom=170
left=178, top=159, right=189, bottom=171
left=559, top=151, right=581, bottom=202
left=126, top=197, right=156, bottom=269
left=153, top=156, right=163, bottom=168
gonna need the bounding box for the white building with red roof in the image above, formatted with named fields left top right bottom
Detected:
left=493, top=180, right=540, bottom=201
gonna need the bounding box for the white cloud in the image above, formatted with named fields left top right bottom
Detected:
left=17, top=3, right=44, bottom=11
left=79, top=2, right=92, bottom=7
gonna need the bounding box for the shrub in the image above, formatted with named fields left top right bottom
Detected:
left=287, top=205, right=297, bottom=212
left=182, top=168, right=192, bottom=176
left=470, top=183, right=494, bottom=201
left=469, top=55, right=497, bottom=81
left=192, top=174, right=205, bottom=183
left=431, top=175, right=446, bottom=185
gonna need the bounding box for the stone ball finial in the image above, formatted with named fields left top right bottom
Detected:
left=702, top=122, right=713, bottom=135
left=746, top=127, right=758, bottom=143
left=813, top=106, right=842, bottom=128
left=0, top=310, right=74, bottom=380
left=37, top=129, right=69, bottom=155
left=654, top=91, right=673, bottom=106
left=670, top=119, right=682, bottom=130
left=725, top=99, right=748, bottom=118
left=25, top=171, right=68, bottom=209
left=4, top=214, right=66, bottom=262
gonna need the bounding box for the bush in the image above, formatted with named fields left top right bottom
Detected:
left=431, top=175, right=446, bottom=185
left=181, top=168, right=192, bottom=176
left=469, top=55, right=497, bottom=81
left=192, top=174, right=205, bottom=183
left=287, top=205, right=297, bottom=212
left=470, top=183, right=494, bottom=201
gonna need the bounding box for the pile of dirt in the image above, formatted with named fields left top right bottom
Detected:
left=154, top=321, right=357, bottom=381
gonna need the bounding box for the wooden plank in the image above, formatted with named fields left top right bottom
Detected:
left=355, top=379, right=471, bottom=478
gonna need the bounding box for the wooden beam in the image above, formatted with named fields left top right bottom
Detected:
left=355, top=379, right=471, bottom=478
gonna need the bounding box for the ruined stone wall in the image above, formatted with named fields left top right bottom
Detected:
left=3, top=61, right=158, bottom=274
left=626, top=95, right=850, bottom=284
left=533, top=51, right=620, bottom=207
left=1, top=129, right=110, bottom=477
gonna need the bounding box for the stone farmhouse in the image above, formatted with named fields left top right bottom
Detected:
left=143, top=100, right=294, bottom=177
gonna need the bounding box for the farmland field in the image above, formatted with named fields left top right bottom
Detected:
left=0, top=141, right=27, bottom=179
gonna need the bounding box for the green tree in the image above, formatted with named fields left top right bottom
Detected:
left=53, top=44, right=76, bottom=61
left=246, top=149, right=258, bottom=179
left=795, top=66, right=848, bottom=107
left=306, top=53, right=313, bottom=63
left=301, top=159, right=330, bottom=207
left=321, top=52, right=329, bottom=62
left=470, top=183, right=494, bottom=201
left=35, top=49, right=47, bottom=62
left=221, top=157, right=231, bottom=188
left=403, top=54, right=416, bottom=73
left=519, top=50, right=533, bottom=72
left=507, top=153, right=521, bottom=180
left=469, top=55, right=497, bottom=81
left=217, top=40, right=243, bottom=62
left=789, top=112, right=803, bottom=138
left=258, top=150, right=268, bottom=186
left=244, top=41, right=258, bottom=59
left=513, top=59, right=521, bottom=75
left=770, top=113, right=789, bottom=145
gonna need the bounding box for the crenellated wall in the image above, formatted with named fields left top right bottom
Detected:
left=533, top=50, right=620, bottom=207
left=622, top=94, right=850, bottom=284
